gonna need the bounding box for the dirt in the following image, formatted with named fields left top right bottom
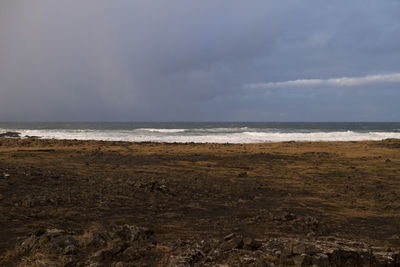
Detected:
left=0, top=138, right=399, bottom=265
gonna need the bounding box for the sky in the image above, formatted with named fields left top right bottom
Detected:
left=1, top=0, right=400, bottom=122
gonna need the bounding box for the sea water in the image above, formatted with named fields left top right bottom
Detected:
left=0, top=122, right=400, bottom=143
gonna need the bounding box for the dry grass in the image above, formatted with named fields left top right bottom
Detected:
left=0, top=138, right=400, bottom=256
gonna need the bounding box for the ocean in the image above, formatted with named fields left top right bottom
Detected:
left=1, top=122, right=400, bottom=143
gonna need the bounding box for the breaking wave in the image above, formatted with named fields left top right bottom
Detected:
left=2, top=127, right=400, bottom=143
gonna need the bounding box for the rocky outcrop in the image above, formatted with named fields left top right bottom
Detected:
left=282, top=237, right=400, bottom=267
left=0, top=131, right=21, bottom=138
left=3, top=224, right=399, bottom=266
left=1, top=224, right=156, bottom=266
left=167, top=235, right=400, bottom=266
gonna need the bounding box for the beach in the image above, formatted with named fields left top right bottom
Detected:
left=1, top=138, right=400, bottom=265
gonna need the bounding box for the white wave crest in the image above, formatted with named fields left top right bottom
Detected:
left=135, top=128, right=186, bottom=133
left=3, top=128, right=400, bottom=143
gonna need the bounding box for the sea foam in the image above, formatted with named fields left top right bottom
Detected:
left=2, top=128, right=400, bottom=143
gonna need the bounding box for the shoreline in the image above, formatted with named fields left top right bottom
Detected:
left=1, top=132, right=400, bottom=144
left=1, top=138, right=400, bottom=265
left=2, top=126, right=400, bottom=143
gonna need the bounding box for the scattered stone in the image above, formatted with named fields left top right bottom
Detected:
left=224, top=233, right=235, bottom=241
left=122, top=246, right=136, bottom=259
left=243, top=237, right=262, bottom=250
left=4, top=225, right=400, bottom=266
left=23, top=198, right=35, bottom=207
left=148, top=180, right=169, bottom=194
left=167, top=246, right=207, bottom=266
left=112, top=262, right=125, bottom=267
left=64, top=245, right=78, bottom=255
left=81, top=231, right=108, bottom=249
left=283, top=212, right=296, bottom=221
left=91, top=249, right=109, bottom=262
left=238, top=171, right=247, bottom=177
left=158, top=184, right=169, bottom=193
left=110, top=224, right=151, bottom=242
left=222, top=237, right=244, bottom=250
left=291, top=242, right=306, bottom=255
left=88, top=262, right=104, bottom=267
left=305, top=244, right=319, bottom=255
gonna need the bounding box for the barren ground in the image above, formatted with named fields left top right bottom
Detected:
left=0, top=138, right=399, bottom=265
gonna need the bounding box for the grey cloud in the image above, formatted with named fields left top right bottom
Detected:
left=0, top=0, right=400, bottom=121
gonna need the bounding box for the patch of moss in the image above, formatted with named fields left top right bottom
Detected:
left=285, top=258, right=296, bottom=266
left=149, top=179, right=159, bottom=185
left=39, top=237, right=49, bottom=248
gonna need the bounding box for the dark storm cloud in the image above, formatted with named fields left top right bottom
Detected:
left=1, top=0, right=400, bottom=121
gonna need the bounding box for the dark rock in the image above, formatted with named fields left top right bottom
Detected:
left=158, top=184, right=169, bottom=193
left=168, top=247, right=206, bottom=266
left=62, top=255, right=77, bottom=267
left=64, top=245, right=78, bottom=255
left=109, top=239, right=128, bottom=255
left=112, top=262, right=125, bottom=267
left=0, top=131, right=21, bottom=138
left=18, top=236, right=37, bottom=253
left=283, top=212, right=296, bottom=221
left=34, top=228, right=46, bottom=237
left=111, top=224, right=150, bottom=242
left=293, top=243, right=306, bottom=255
left=82, top=231, right=108, bottom=249
left=243, top=237, right=262, bottom=250
left=224, top=233, right=235, bottom=240
left=311, top=253, right=329, bottom=266
left=122, top=246, right=136, bottom=260
left=305, top=244, right=319, bottom=255
left=238, top=171, right=247, bottom=177
left=222, top=237, right=244, bottom=250
left=256, top=257, right=268, bottom=267
left=6, top=224, right=400, bottom=266
left=25, top=135, right=41, bottom=139
left=23, top=198, right=35, bottom=207
left=91, top=249, right=109, bottom=262
left=88, top=262, right=105, bottom=267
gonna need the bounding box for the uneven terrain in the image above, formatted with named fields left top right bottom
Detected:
left=0, top=138, right=399, bottom=266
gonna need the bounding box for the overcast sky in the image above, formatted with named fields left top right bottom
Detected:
left=1, top=0, right=400, bottom=121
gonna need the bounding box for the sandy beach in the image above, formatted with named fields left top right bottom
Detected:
left=1, top=138, right=400, bottom=265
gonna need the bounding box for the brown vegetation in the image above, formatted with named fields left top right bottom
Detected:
left=0, top=138, right=399, bottom=265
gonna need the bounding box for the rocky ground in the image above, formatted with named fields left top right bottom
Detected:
left=2, top=224, right=399, bottom=266
left=0, top=137, right=400, bottom=266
